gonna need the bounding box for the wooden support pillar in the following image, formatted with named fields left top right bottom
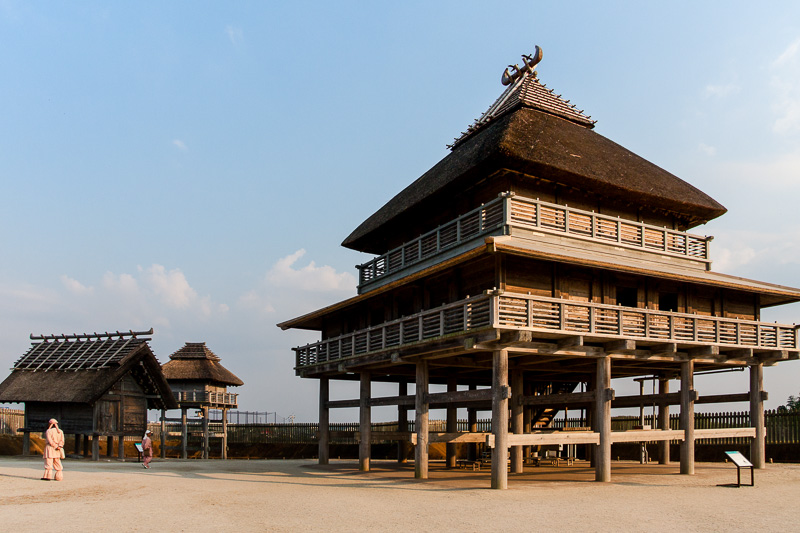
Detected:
left=750, top=363, right=766, bottom=469
left=106, top=436, right=113, bottom=458
left=658, top=376, right=670, bottom=465
left=22, top=431, right=30, bottom=456
left=319, top=377, right=330, bottom=465
left=595, top=355, right=612, bottom=482
left=359, top=371, right=371, bottom=472
left=83, top=435, right=89, bottom=458
left=181, top=407, right=188, bottom=460
left=118, top=434, right=125, bottom=460
left=74, top=433, right=81, bottom=454
left=160, top=409, right=167, bottom=459
left=523, top=383, right=532, bottom=462
left=221, top=408, right=228, bottom=460
left=92, top=434, right=100, bottom=461
left=491, top=349, right=509, bottom=490
left=680, top=360, right=695, bottom=475
left=397, top=379, right=409, bottom=463
left=587, top=377, right=596, bottom=466
left=446, top=377, right=457, bottom=469
left=415, top=360, right=429, bottom=479
left=510, top=370, right=524, bottom=473
left=467, top=384, right=478, bottom=462
left=202, top=406, right=210, bottom=460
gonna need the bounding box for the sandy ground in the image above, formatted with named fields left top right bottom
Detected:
left=2, top=457, right=799, bottom=532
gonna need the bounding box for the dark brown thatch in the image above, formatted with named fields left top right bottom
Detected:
left=343, top=83, right=726, bottom=254
left=161, top=342, right=243, bottom=387
left=0, top=337, right=177, bottom=409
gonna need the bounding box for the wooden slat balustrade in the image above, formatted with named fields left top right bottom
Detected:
left=357, top=192, right=712, bottom=288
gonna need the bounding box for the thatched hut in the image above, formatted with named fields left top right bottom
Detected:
left=0, top=329, right=176, bottom=460
left=161, top=342, right=243, bottom=459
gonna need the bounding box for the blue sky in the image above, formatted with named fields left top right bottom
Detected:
left=1, top=2, right=800, bottom=422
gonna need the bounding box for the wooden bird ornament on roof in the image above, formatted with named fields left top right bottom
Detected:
left=501, top=46, right=543, bottom=86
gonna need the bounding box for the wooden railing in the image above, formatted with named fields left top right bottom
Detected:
left=294, top=292, right=797, bottom=369
left=294, top=294, right=493, bottom=368
left=496, top=292, right=798, bottom=349
left=174, top=391, right=238, bottom=406
left=357, top=192, right=712, bottom=288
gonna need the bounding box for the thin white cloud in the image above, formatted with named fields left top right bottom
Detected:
left=60, top=275, right=93, bottom=295
left=266, top=249, right=356, bottom=292
left=140, top=264, right=197, bottom=309
left=704, top=83, right=739, bottom=98
left=225, top=25, right=244, bottom=46
left=698, top=143, right=716, bottom=156
left=770, top=38, right=800, bottom=134
left=172, top=139, right=188, bottom=151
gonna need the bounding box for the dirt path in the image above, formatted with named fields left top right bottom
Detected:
left=2, top=457, right=798, bottom=532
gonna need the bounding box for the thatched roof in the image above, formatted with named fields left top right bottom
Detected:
left=343, top=69, right=726, bottom=254
left=0, top=332, right=177, bottom=409
left=161, top=342, right=243, bottom=387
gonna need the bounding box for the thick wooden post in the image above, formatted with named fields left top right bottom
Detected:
left=595, top=355, right=611, bottom=482
left=91, top=434, right=100, bottom=461
left=160, top=409, right=166, bottom=459
left=510, top=370, right=524, bottom=473
left=446, top=377, right=457, bottom=468
left=397, top=379, right=409, bottom=463
left=106, top=436, right=113, bottom=458
left=658, top=377, right=670, bottom=464
left=221, top=408, right=228, bottom=460
left=319, top=377, right=330, bottom=465
left=202, top=406, right=210, bottom=460
left=491, top=349, right=509, bottom=490
left=415, top=360, right=429, bottom=479
left=74, top=433, right=81, bottom=454
left=118, top=434, right=125, bottom=460
left=680, top=360, right=695, bottom=475
left=359, top=371, right=371, bottom=472
left=22, top=409, right=30, bottom=456
left=523, top=383, right=532, bottom=462
left=587, top=377, right=596, bottom=466
left=181, top=407, right=188, bottom=459
left=467, top=384, right=478, bottom=462
left=82, top=435, right=89, bottom=458
left=750, top=363, right=766, bottom=469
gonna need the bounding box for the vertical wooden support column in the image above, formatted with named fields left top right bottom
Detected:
left=523, top=383, right=532, bottom=462
left=397, top=379, right=408, bottom=463
left=83, top=435, right=89, bottom=458
left=91, top=434, right=100, bottom=461
left=586, top=377, right=596, bottom=466
left=22, top=410, right=30, bottom=456
left=467, top=384, right=478, bottom=462
left=680, top=360, right=695, bottom=475
left=359, top=371, right=371, bottom=472
left=202, top=406, right=210, bottom=460
left=118, top=434, right=125, bottom=460
left=415, top=360, right=429, bottom=479
left=181, top=407, right=188, bottom=460
left=319, top=377, right=330, bottom=465
left=658, top=376, right=670, bottom=465
left=750, top=363, right=766, bottom=469
left=595, top=355, right=611, bottom=482
left=74, top=433, right=81, bottom=454
left=510, top=370, right=524, bottom=473
left=446, top=377, right=457, bottom=468
left=160, top=409, right=167, bottom=459
left=221, top=408, right=228, bottom=460
left=491, top=349, right=509, bottom=490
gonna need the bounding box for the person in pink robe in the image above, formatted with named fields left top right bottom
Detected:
left=142, top=429, right=153, bottom=469
left=42, top=418, right=65, bottom=481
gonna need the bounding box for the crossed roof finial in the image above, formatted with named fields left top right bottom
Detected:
left=501, top=46, right=543, bottom=86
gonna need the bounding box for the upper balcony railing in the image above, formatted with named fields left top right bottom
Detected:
left=294, top=292, right=798, bottom=369
left=174, top=391, right=238, bottom=407
left=357, top=193, right=712, bottom=288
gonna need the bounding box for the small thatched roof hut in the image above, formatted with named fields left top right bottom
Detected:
left=162, top=342, right=243, bottom=389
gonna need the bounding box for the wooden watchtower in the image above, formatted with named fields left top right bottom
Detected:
left=0, top=329, right=177, bottom=460
left=279, top=48, right=800, bottom=488
left=161, top=342, right=243, bottom=459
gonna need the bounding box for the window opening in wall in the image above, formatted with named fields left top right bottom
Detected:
left=616, top=286, right=638, bottom=308
left=659, top=292, right=679, bottom=313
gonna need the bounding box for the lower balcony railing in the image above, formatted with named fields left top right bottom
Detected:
left=294, top=292, right=798, bottom=369
left=174, top=391, right=238, bottom=406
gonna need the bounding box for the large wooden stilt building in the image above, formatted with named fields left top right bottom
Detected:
left=279, top=48, right=800, bottom=488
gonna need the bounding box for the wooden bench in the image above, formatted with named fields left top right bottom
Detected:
left=724, top=451, right=754, bottom=487
left=456, top=459, right=481, bottom=471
